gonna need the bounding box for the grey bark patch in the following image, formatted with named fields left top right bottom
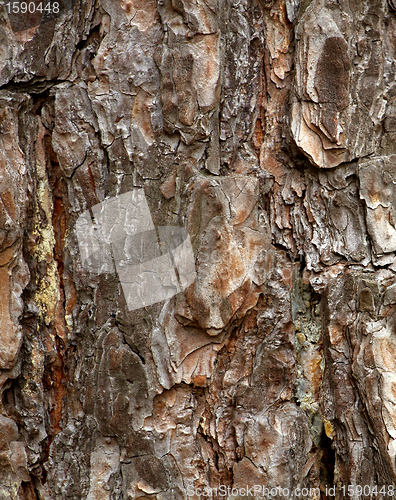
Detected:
left=5, top=0, right=76, bottom=33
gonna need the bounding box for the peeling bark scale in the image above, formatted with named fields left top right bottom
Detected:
left=1, top=0, right=396, bottom=499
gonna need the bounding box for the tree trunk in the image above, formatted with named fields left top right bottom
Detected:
left=1, top=0, right=396, bottom=498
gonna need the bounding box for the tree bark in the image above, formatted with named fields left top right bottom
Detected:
left=1, top=0, right=396, bottom=498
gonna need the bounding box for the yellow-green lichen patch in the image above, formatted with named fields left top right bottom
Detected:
left=31, top=158, right=61, bottom=326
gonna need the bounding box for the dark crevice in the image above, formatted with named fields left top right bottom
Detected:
left=44, top=133, right=68, bottom=293
left=20, top=479, right=40, bottom=499
left=75, top=22, right=102, bottom=53
left=0, top=78, right=63, bottom=95
left=272, top=241, right=301, bottom=262
left=318, top=429, right=336, bottom=494
left=132, top=346, right=146, bottom=365
left=31, top=89, right=51, bottom=117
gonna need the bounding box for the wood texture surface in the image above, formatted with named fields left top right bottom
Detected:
left=0, top=0, right=396, bottom=498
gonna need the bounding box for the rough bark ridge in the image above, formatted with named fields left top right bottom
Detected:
left=1, top=0, right=396, bottom=498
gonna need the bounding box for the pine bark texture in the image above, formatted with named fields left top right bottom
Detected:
left=1, top=0, right=396, bottom=498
